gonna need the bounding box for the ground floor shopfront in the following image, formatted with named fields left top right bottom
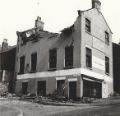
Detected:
left=15, top=68, right=113, bottom=99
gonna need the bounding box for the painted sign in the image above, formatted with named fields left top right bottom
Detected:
left=93, top=37, right=105, bottom=52
left=92, top=56, right=105, bottom=71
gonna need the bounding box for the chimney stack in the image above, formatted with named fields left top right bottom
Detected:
left=35, top=16, right=44, bottom=30
left=1, top=39, right=8, bottom=51
left=92, top=0, right=101, bottom=11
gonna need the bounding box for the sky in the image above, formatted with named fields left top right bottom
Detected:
left=0, top=0, right=120, bottom=45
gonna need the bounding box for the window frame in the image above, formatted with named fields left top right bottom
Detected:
left=49, top=48, right=57, bottom=70
left=64, top=45, right=74, bottom=69
left=31, top=52, right=37, bottom=72
left=19, top=55, right=25, bottom=74
left=105, top=31, right=109, bottom=45
left=86, top=47, right=92, bottom=69
left=105, top=56, right=109, bottom=75
left=85, top=18, right=91, bottom=33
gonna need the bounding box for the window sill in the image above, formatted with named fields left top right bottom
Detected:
left=64, top=66, right=74, bottom=69
left=85, top=30, right=91, bottom=35
left=86, top=67, right=92, bottom=70
left=105, top=73, right=110, bottom=76
left=48, top=68, right=57, bottom=71
left=30, top=70, right=37, bottom=73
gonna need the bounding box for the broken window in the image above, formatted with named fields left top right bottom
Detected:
left=31, top=53, right=37, bottom=72
left=65, top=46, right=73, bottom=68
left=49, top=48, right=57, bottom=70
left=86, top=47, right=92, bottom=68
left=57, top=80, right=65, bottom=96
left=85, top=18, right=91, bottom=33
left=105, top=31, right=109, bottom=45
left=105, top=56, right=109, bottom=75
left=19, top=56, right=25, bottom=74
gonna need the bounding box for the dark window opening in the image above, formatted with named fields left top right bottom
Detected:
left=86, top=48, right=92, bottom=69
left=65, top=46, right=73, bottom=68
left=19, top=56, right=25, bottom=74
left=37, top=81, right=46, bottom=96
left=31, top=53, right=37, bottom=72
left=105, top=31, right=109, bottom=45
left=85, top=18, right=91, bottom=33
left=49, top=49, right=57, bottom=70
left=22, top=82, right=28, bottom=95
left=57, top=80, right=65, bottom=96
left=105, top=56, right=109, bottom=75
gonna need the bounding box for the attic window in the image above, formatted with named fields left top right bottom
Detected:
left=85, top=18, right=91, bottom=33
left=105, top=31, right=109, bottom=45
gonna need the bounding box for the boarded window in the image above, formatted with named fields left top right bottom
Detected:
left=86, top=48, right=92, bottom=68
left=105, top=31, right=109, bottom=45
left=85, top=18, right=91, bottom=33
left=19, top=56, right=25, bottom=74
left=105, top=56, right=109, bottom=75
left=31, top=53, right=37, bottom=72
left=49, top=49, right=57, bottom=69
left=65, top=46, right=73, bottom=68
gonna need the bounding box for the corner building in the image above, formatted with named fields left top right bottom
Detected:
left=16, top=0, right=113, bottom=99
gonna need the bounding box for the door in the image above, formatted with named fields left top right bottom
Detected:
left=37, top=81, right=46, bottom=96
left=69, top=81, right=77, bottom=99
left=22, top=82, right=28, bottom=95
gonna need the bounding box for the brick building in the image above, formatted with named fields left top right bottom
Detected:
left=16, top=0, right=113, bottom=98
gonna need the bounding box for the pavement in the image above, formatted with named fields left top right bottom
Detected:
left=0, top=97, right=120, bottom=116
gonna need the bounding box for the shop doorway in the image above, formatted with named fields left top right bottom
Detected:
left=37, top=81, right=46, bottom=96
left=22, top=82, right=28, bottom=95
left=69, top=81, right=77, bottom=99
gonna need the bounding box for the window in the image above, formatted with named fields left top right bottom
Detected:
left=57, top=80, right=65, bottom=96
left=86, top=48, right=92, bottom=68
left=65, top=46, right=73, bottom=68
left=31, top=53, right=37, bottom=72
left=85, top=18, right=91, bottom=33
left=19, top=56, right=25, bottom=74
left=105, top=56, right=109, bottom=75
left=49, top=49, right=57, bottom=69
left=105, top=31, right=109, bottom=44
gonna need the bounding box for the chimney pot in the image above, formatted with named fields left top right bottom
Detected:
left=92, top=0, right=101, bottom=11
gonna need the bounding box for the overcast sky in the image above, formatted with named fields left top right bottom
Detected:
left=0, top=0, right=120, bottom=45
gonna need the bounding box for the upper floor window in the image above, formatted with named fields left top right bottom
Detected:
left=31, top=53, right=37, bottom=72
left=49, top=48, right=57, bottom=70
left=105, top=31, right=109, bottom=45
left=86, top=47, right=92, bottom=69
left=85, top=18, right=91, bottom=33
left=105, top=56, right=109, bottom=75
left=65, top=46, right=73, bottom=68
left=19, top=56, right=25, bottom=74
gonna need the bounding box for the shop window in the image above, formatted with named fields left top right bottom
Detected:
left=65, top=46, right=73, bottom=68
left=49, top=48, right=57, bottom=70
left=85, top=18, right=91, bottom=33
left=31, top=53, right=37, bottom=72
left=86, top=48, right=92, bottom=69
left=105, top=31, right=109, bottom=45
left=19, top=56, right=25, bottom=74
left=105, top=56, right=109, bottom=75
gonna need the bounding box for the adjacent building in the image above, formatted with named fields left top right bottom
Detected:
left=0, top=39, right=16, bottom=93
left=15, top=0, right=113, bottom=99
left=112, top=42, right=120, bottom=93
